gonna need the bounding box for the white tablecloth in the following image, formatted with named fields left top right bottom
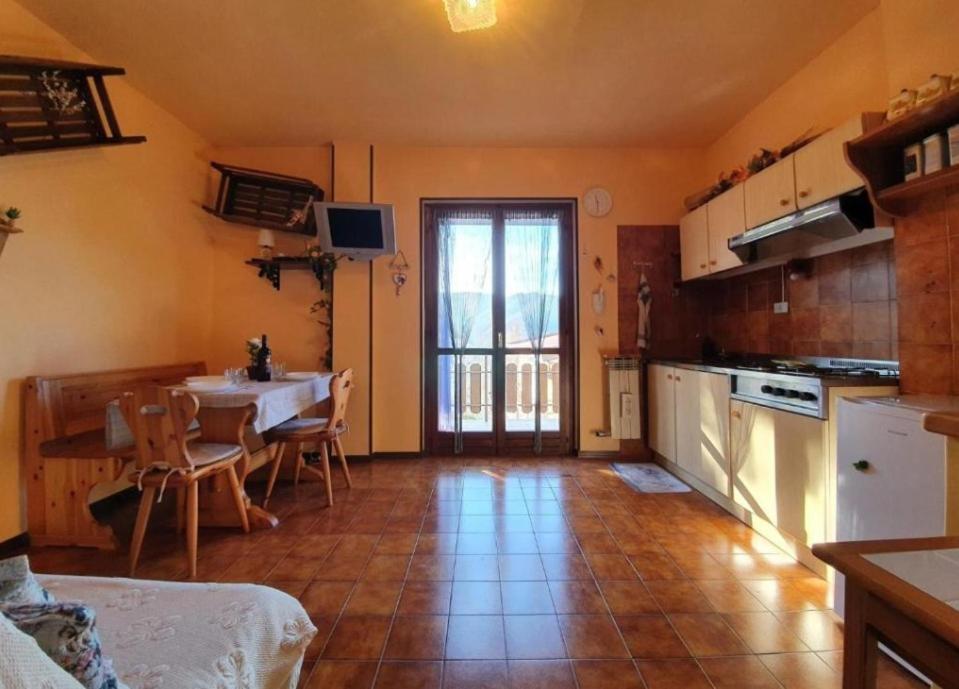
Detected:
left=191, top=375, right=333, bottom=433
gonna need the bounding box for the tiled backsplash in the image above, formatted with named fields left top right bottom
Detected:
left=699, top=240, right=896, bottom=361
left=893, top=186, right=959, bottom=394
left=616, top=230, right=897, bottom=362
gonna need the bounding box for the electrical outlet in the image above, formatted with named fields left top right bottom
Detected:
left=773, top=301, right=789, bottom=314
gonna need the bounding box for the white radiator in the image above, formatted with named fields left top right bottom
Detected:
left=605, top=356, right=642, bottom=440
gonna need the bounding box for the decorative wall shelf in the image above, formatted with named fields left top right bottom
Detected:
left=246, top=256, right=331, bottom=291
left=205, top=162, right=325, bottom=235
left=846, top=90, right=959, bottom=217
left=0, top=55, right=146, bottom=156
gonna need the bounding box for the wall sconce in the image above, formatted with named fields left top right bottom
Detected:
left=257, top=228, right=276, bottom=259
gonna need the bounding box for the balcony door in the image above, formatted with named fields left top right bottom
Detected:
left=424, top=201, right=575, bottom=456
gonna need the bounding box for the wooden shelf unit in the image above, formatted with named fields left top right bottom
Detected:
left=845, top=89, right=959, bottom=217
left=204, top=162, right=324, bottom=235
left=0, top=55, right=146, bottom=156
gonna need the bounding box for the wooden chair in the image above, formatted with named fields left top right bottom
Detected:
left=119, top=387, right=250, bottom=578
left=262, top=369, right=354, bottom=508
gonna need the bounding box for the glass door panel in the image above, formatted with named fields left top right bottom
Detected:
left=424, top=202, right=573, bottom=456
left=504, top=353, right=560, bottom=432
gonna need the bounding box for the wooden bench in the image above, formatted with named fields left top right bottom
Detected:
left=23, top=362, right=206, bottom=549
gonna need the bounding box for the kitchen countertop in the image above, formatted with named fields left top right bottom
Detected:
left=648, top=357, right=899, bottom=387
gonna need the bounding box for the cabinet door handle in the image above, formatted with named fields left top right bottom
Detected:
left=699, top=263, right=707, bottom=269
left=709, top=259, right=717, bottom=265
left=731, top=410, right=742, bottom=419
left=666, top=374, right=673, bottom=380
left=853, top=459, right=870, bottom=472
left=799, top=189, right=811, bottom=198
left=780, top=198, right=791, bottom=206
left=674, top=376, right=681, bottom=382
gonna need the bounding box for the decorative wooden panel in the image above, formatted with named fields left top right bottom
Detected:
left=0, top=55, right=145, bottom=156
left=204, top=162, right=325, bottom=235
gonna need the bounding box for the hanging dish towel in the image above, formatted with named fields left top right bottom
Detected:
left=636, top=272, right=652, bottom=349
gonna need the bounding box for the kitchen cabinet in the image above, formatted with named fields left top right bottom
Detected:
left=744, top=156, right=797, bottom=228
left=648, top=364, right=730, bottom=496
left=730, top=399, right=827, bottom=547
left=679, top=205, right=709, bottom=281
left=675, top=369, right=731, bottom=496
left=794, top=115, right=866, bottom=209
left=647, top=364, right=676, bottom=462
left=705, top=184, right=746, bottom=273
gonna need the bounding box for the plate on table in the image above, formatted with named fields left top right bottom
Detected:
left=284, top=372, right=320, bottom=381
left=185, top=376, right=228, bottom=384
left=183, top=378, right=234, bottom=393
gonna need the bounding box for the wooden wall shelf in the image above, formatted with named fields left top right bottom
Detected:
left=0, top=55, right=145, bottom=156
left=205, top=162, right=324, bottom=235
left=846, top=90, right=959, bottom=217
left=246, top=257, right=328, bottom=290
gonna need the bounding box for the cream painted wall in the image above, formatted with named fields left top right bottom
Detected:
left=880, top=0, right=959, bottom=96
left=203, top=147, right=332, bottom=375
left=704, top=9, right=888, bottom=177
left=0, top=0, right=216, bottom=540
left=372, top=146, right=704, bottom=453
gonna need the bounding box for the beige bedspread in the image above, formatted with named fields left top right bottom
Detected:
left=38, top=575, right=316, bottom=689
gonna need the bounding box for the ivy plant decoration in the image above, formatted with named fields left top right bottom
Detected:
left=305, top=244, right=338, bottom=371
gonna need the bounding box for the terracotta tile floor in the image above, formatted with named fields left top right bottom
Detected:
left=24, top=457, right=926, bottom=688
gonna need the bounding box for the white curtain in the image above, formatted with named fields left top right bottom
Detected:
left=438, top=208, right=492, bottom=453
left=505, top=208, right=560, bottom=454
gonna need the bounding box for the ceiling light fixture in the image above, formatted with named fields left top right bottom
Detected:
left=444, top=0, right=497, bottom=33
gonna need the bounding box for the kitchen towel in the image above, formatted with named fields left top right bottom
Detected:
left=636, top=271, right=652, bottom=349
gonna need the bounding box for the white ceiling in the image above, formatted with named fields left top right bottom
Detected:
left=18, top=0, right=878, bottom=147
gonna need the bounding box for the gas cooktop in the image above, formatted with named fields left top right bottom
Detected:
left=722, top=356, right=899, bottom=419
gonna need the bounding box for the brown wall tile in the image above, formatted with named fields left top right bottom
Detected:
left=897, top=292, right=952, bottom=345
left=819, top=304, right=852, bottom=343
left=895, top=240, right=949, bottom=296
left=852, top=302, right=891, bottom=343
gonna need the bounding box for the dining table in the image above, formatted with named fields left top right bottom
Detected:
left=185, top=374, right=334, bottom=530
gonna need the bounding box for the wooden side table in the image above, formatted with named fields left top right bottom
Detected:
left=813, top=537, right=959, bottom=689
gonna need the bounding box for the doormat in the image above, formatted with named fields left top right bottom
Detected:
left=612, top=463, right=691, bottom=493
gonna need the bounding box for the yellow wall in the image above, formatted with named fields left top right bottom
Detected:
left=704, top=9, right=888, bottom=177
left=203, top=146, right=332, bottom=375
left=705, top=1, right=959, bottom=179
left=0, top=0, right=216, bottom=540
left=330, top=142, right=372, bottom=456
left=372, top=146, right=704, bottom=453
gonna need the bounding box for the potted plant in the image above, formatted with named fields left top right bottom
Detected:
left=0, top=207, right=23, bottom=259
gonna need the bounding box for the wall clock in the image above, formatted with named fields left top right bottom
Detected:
left=583, top=187, right=613, bottom=217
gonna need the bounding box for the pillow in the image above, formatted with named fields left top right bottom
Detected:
left=3, top=602, right=122, bottom=689
left=0, top=554, right=53, bottom=606
left=0, top=611, right=85, bottom=689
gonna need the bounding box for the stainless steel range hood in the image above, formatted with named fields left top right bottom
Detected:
left=728, top=191, right=879, bottom=263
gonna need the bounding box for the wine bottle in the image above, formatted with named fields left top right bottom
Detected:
left=255, top=333, right=272, bottom=381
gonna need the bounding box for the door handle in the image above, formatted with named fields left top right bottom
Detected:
left=853, top=459, right=870, bottom=472
left=497, top=332, right=504, bottom=348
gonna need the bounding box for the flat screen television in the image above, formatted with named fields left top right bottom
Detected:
left=314, top=202, right=396, bottom=259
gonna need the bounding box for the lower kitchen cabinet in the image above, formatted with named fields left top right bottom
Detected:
left=730, top=399, right=828, bottom=547
left=675, top=369, right=731, bottom=496
left=647, top=364, right=676, bottom=462
left=647, top=364, right=730, bottom=497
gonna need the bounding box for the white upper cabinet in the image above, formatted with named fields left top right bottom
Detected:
left=744, top=156, right=797, bottom=228
left=706, top=184, right=746, bottom=273
left=679, top=204, right=709, bottom=281
left=794, top=115, right=866, bottom=209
